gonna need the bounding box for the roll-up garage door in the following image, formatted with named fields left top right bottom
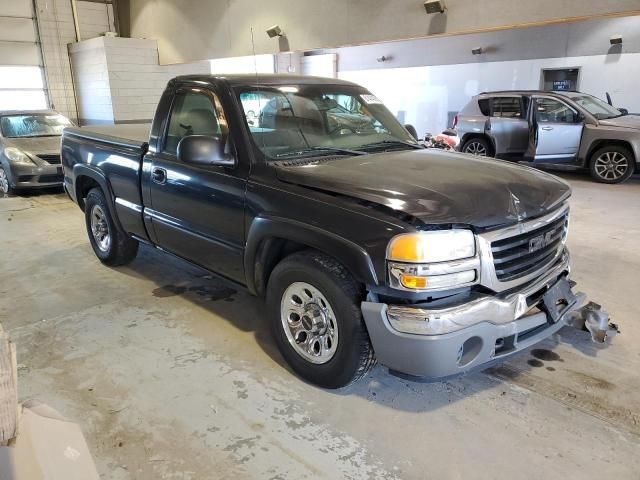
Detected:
left=0, top=0, right=47, bottom=110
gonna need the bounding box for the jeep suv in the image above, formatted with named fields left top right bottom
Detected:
left=455, top=91, right=640, bottom=184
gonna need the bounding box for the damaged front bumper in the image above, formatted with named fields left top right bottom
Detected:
left=361, top=262, right=601, bottom=380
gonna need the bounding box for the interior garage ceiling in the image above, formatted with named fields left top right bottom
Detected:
left=126, top=0, right=640, bottom=64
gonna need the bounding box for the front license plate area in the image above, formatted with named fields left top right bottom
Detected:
left=540, top=278, right=577, bottom=324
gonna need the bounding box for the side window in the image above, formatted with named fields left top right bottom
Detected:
left=163, top=91, right=222, bottom=155
left=534, top=98, right=579, bottom=123
left=478, top=98, right=490, bottom=116
left=491, top=97, right=523, bottom=118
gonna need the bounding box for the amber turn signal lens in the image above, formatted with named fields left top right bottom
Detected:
left=389, top=235, right=425, bottom=262
left=400, top=275, right=428, bottom=289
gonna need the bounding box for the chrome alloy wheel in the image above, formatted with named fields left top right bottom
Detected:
left=90, top=204, right=111, bottom=252
left=0, top=169, right=9, bottom=193
left=280, top=282, right=339, bottom=364
left=464, top=141, right=487, bottom=156
left=594, top=151, right=629, bottom=181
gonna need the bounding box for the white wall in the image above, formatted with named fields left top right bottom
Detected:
left=69, top=37, right=113, bottom=123
left=340, top=53, right=640, bottom=136
left=70, top=37, right=209, bottom=124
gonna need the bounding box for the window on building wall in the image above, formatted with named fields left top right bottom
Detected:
left=0, top=66, right=47, bottom=110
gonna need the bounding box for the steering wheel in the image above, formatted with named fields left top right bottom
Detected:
left=328, top=125, right=357, bottom=136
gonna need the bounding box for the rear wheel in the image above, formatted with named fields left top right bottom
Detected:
left=589, top=146, right=635, bottom=184
left=462, top=137, right=491, bottom=157
left=0, top=167, right=15, bottom=195
left=84, top=188, right=138, bottom=265
left=267, top=251, right=375, bottom=388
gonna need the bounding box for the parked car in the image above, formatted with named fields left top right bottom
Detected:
left=0, top=110, right=72, bottom=194
left=455, top=91, right=639, bottom=184
left=62, top=74, right=600, bottom=388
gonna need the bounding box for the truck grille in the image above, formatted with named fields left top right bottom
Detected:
left=37, top=154, right=61, bottom=164
left=491, top=213, right=568, bottom=281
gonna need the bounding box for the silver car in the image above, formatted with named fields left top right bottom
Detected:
left=0, top=110, right=73, bottom=194
left=455, top=91, right=640, bottom=184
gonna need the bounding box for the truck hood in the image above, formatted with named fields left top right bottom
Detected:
left=3, top=135, right=62, bottom=155
left=275, top=149, right=571, bottom=229
left=598, top=114, right=640, bottom=130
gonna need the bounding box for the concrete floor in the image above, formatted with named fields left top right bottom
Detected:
left=0, top=173, right=639, bottom=479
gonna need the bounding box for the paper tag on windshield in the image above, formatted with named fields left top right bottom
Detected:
left=360, top=94, right=382, bottom=104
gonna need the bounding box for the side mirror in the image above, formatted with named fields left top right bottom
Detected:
left=618, top=108, right=629, bottom=116
left=404, top=124, right=418, bottom=140
left=177, top=135, right=235, bottom=167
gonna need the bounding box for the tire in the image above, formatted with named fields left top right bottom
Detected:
left=267, top=251, right=375, bottom=389
left=84, top=188, right=138, bottom=266
left=0, top=167, right=15, bottom=195
left=589, top=145, right=635, bottom=184
left=462, top=137, right=491, bottom=157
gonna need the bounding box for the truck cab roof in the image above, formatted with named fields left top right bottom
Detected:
left=170, top=74, right=360, bottom=88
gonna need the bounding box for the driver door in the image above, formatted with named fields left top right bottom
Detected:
left=525, top=96, right=584, bottom=163
left=145, top=87, right=247, bottom=283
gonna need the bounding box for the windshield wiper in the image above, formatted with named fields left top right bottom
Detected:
left=275, top=146, right=367, bottom=159
left=357, top=140, right=423, bottom=152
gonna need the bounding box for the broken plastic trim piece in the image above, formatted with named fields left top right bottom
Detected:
left=567, top=301, right=619, bottom=343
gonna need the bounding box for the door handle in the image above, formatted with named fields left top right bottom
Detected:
left=152, top=167, right=167, bottom=184
left=541, top=126, right=554, bottom=131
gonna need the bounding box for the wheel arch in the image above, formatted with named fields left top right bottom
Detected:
left=585, top=139, right=637, bottom=168
left=245, top=216, right=379, bottom=297
left=73, top=165, right=125, bottom=233
left=460, top=133, right=496, bottom=156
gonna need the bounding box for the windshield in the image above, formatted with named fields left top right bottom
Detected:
left=570, top=95, right=623, bottom=120
left=0, top=113, right=72, bottom=138
left=237, top=86, right=418, bottom=159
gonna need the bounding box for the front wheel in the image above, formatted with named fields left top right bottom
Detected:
left=267, top=251, right=375, bottom=388
left=84, top=188, right=139, bottom=266
left=462, top=137, right=491, bottom=157
left=589, top=146, right=635, bottom=184
left=0, top=167, right=15, bottom=195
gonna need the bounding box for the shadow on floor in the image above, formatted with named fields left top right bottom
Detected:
left=0, top=186, right=66, bottom=200
left=109, top=243, right=601, bottom=412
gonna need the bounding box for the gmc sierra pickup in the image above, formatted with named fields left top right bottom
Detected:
left=62, top=74, right=591, bottom=388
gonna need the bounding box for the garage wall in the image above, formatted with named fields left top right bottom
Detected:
left=333, top=14, right=640, bottom=136
left=34, top=0, right=116, bottom=122
left=70, top=36, right=209, bottom=124
left=340, top=53, right=640, bottom=138
left=126, top=0, right=640, bottom=64
left=77, top=1, right=116, bottom=40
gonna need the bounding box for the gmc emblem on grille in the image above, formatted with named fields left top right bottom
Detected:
left=529, top=231, right=554, bottom=253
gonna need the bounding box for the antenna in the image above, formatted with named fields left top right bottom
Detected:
left=250, top=27, right=259, bottom=82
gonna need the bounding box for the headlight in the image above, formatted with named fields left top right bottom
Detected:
left=387, top=230, right=475, bottom=263
left=4, top=147, right=35, bottom=165
left=387, top=230, right=479, bottom=292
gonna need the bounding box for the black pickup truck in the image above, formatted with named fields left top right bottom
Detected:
left=62, top=74, right=592, bottom=388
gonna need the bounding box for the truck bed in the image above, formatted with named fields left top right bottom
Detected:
left=64, top=124, right=151, bottom=150
left=61, top=123, right=151, bottom=243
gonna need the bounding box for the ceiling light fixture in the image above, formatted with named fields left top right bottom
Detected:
left=266, top=25, right=284, bottom=38
left=424, top=1, right=446, bottom=14
left=610, top=35, right=623, bottom=45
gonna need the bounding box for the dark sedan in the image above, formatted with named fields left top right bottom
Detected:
left=0, top=110, right=72, bottom=194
